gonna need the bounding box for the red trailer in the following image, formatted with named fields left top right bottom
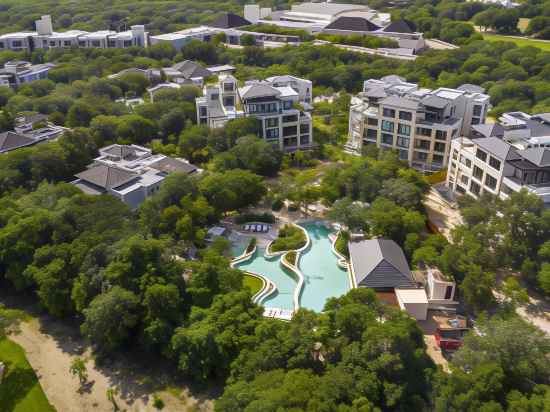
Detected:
left=433, top=315, right=469, bottom=351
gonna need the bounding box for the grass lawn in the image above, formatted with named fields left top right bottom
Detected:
left=243, top=274, right=263, bottom=296
left=482, top=34, right=550, bottom=52
left=0, top=338, right=55, bottom=412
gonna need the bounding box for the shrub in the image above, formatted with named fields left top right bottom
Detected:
left=246, top=237, right=257, bottom=254
left=271, top=225, right=306, bottom=252
left=335, top=230, right=350, bottom=258
left=271, top=198, right=284, bottom=211
left=284, top=251, right=297, bottom=266
left=235, top=212, right=275, bottom=224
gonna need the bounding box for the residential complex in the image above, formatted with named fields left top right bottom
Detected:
left=0, top=115, right=66, bottom=154
left=446, top=111, right=550, bottom=204
left=0, top=60, right=55, bottom=87
left=346, top=76, right=490, bottom=170
left=72, top=144, right=198, bottom=209
left=196, top=74, right=313, bottom=152
left=0, top=15, right=147, bottom=52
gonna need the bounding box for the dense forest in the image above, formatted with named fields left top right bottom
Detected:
left=0, top=0, right=550, bottom=410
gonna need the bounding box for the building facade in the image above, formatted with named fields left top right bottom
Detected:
left=446, top=111, right=550, bottom=204
left=346, top=76, right=490, bottom=170
left=0, top=60, right=55, bottom=87
left=196, top=74, right=313, bottom=152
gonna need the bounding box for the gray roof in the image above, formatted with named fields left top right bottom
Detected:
left=102, top=145, right=138, bottom=160
left=0, top=131, right=35, bottom=153
left=505, top=112, right=550, bottom=137
left=324, top=16, right=380, bottom=32
left=379, top=95, right=419, bottom=110
left=381, top=75, right=405, bottom=84
left=348, top=239, right=415, bottom=289
left=475, top=137, right=517, bottom=161
left=532, top=113, right=550, bottom=125
left=363, top=86, right=387, bottom=99
left=76, top=165, right=138, bottom=190
left=457, top=84, right=486, bottom=94
left=382, top=20, right=414, bottom=34
left=422, top=95, right=449, bottom=109
left=472, top=123, right=505, bottom=138
left=149, top=157, right=198, bottom=174
left=240, top=83, right=281, bottom=100
left=171, top=60, right=211, bottom=79
left=16, top=113, right=48, bottom=125
left=517, top=148, right=550, bottom=167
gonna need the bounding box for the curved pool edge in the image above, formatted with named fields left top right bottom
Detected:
left=330, top=230, right=356, bottom=289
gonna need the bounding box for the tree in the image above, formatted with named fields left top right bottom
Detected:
left=328, top=197, right=369, bottom=232
left=106, top=386, right=120, bottom=411
left=461, top=265, right=496, bottom=312
left=66, top=102, right=98, bottom=127
left=69, top=357, right=88, bottom=385
left=81, top=286, right=140, bottom=353
left=116, top=114, right=158, bottom=144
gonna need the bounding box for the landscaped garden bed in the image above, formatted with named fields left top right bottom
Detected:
left=270, top=225, right=307, bottom=252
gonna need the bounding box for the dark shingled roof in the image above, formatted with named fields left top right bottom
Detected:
left=349, top=239, right=416, bottom=289
left=324, top=16, right=381, bottom=32
left=171, top=60, right=211, bottom=79
left=472, top=123, right=505, bottom=138
left=0, top=131, right=36, bottom=153
left=76, top=165, right=138, bottom=190
left=383, top=20, right=415, bottom=34
left=102, top=144, right=138, bottom=160
left=150, top=157, right=198, bottom=175
left=422, top=95, right=449, bottom=110
left=517, top=148, right=550, bottom=167
left=210, top=13, right=251, bottom=29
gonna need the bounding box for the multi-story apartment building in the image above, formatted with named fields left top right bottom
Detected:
left=446, top=111, right=550, bottom=204
left=0, top=15, right=147, bottom=52
left=196, top=75, right=313, bottom=152
left=72, top=144, right=199, bottom=209
left=0, top=60, right=55, bottom=87
left=346, top=76, right=490, bottom=170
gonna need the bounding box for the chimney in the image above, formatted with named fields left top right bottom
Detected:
left=36, top=15, right=53, bottom=36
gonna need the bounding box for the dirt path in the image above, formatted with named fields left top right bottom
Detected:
left=5, top=311, right=214, bottom=412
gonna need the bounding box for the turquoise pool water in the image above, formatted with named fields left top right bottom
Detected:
left=235, top=248, right=297, bottom=311
left=234, top=222, right=350, bottom=312
left=299, top=222, right=350, bottom=312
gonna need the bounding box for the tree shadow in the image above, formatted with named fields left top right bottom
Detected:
left=0, top=360, right=42, bottom=412
left=77, top=379, right=95, bottom=394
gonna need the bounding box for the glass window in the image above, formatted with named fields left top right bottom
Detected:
left=415, top=151, right=428, bottom=161
left=300, top=135, right=310, bottom=145
left=211, top=93, right=219, bottom=101
left=473, top=165, right=484, bottom=180
left=364, top=128, right=377, bottom=140
left=381, top=133, right=393, bottom=145
left=223, top=96, right=235, bottom=107
left=489, top=156, right=501, bottom=171
left=367, top=118, right=378, bottom=126
left=434, top=142, right=446, bottom=153
left=398, top=123, right=411, bottom=136
left=266, top=128, right=279, bottom=139
left=435, top=130, right=447, bottom=140
left=223, top=82, right=234, bottom=92
left=12, top=40, right=22, bottom=47
left=283, top=115, right=298, bottom=123
left=416, top=127, right=432, bottom=137
left=399, top=149, right=408, bottom=160
left=485, top=174, right=497, bottom=190
left=472, top=118, right=480, bottom=125
left=283, top=101, right=292, bottom=109
left=283, top=125, right=297, bottom=137
left=460, top=175, right=469, bottom=185
left=470, top=181, right=481, bottom=195
left=414, top=139, right=430, bottom=150
left=473, top=105, right=482, bottom=116
left=64, top=40, right=72, bottom=47
left=199, top=107, right=207, bottom=117
left=300, top=123, right=309, bottom=134
left=0, top=42, right=4, bottom=48
left=460, top=155, right=472, bottom=168
left=381, top=120, right=394, bottom=132
left=383, top=108, right=395, bottom=118
left=397, top=136, right=409, bottom=148
left=452, top=149, right=458, bottom=160
left=476, top=149, right=487, bottom=162
left=433, top=154, right=444, bottom=164
left=266, top=117, right=278, bottom=128
left=399, top=111, right=412, bottom=121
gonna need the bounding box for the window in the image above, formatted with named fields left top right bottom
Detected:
left=460, top=175, right=469, bottom=185
left=91, top=40, right=101, bottom=47
left=489, top=156, right=501, bottom=171
left=381, top=120, right=394, bottom=132
left=300, top=135, right=310, bottom=145
left=433, top=154, right=444, bottom=164
left=399, top=149, right=408, bottom=160
left=265, top=128, right=279, bottom=139
left=364, top=128, right=377, bottom=140
left=367, top=118, right=378, bottom=126
left=49, top=41, right=56, bottom=46
left=223, top=82, right=234, bottom=92
left=434, top=142, right=446, bottom=153
left=381, top=133, right=393, bottom=145
left=435, top=130, right=447, bottom=140
left=473, top=165, right=484, bottom=180
left=397, top=136, right=410, bottom=148
left=283, top=115, right=298, bottom=123
left=199, top=107, right=207, bottom=117
left=284, top=137, right=297, bottom=147
left=12, top=40, right=22, bottom=48
left=444, top=285, right=453, bottom=300
left=0, top=41, right=4, bottom=49
left=471, top=118, right=480, bottom=125
left=300, top=123, right=309, bottom=134
left=283, top=101, right=292, bottom=109
left=398, top=124, right=411, bottom=136
left=383, top=108, right=395, bottom=118
left=473, top=105, right=482, bottom=116
left=415, top=151, right=428, bottom=161
left=460, top=155, right=471, bottom=168
left=414, top=139, right=430, bottom=150
left=456, top=185, right=466, bottom=194
left=266, top=118, right=278, bottom=128
left=211, top=93, right=219, bottom=101
left=485, top=174, right=497, bottom=190
left=108, top=40, right=116, bottom=47
left=470, top=181, right=481, bottom=195
left=452, top=129, right=458, bottom=137
left=283, top=125, right=297, bottom=137
left=399, top=111, right=412, bottom=121
left=452, top=149, right=458, bottom=160
left=223, top=96, right=235, bottom=107
left=476, top=149, right=487, bottom=162
left=416, top=127, right=432, bottom=137
left=64, top=40, right=72, bottom=47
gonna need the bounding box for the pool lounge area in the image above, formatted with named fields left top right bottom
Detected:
left=233, top=221, right=351, bottom=318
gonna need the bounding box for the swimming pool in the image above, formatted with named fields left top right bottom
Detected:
left=234, top=222, right=350, bottom=313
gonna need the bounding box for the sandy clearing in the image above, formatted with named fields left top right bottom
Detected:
left=6, top=315, right=214, bottom=412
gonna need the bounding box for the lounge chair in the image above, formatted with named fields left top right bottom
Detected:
left=244, top=224, right=250, bottom=231
left=262, top=225, right=268, bottom=232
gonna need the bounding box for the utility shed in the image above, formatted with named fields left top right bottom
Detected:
left=395, top=288, right=428, bottom=320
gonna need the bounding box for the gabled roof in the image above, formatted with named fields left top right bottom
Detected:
left=349, top=239, right=415, bottom=289
left=149, top=157, right=198, bottom=174
left=102, top=144, right=138, bottom=160
left=457, top=83, right=486, bottom=94
left=76, top=165, right=138, bottom=190
left=363, top=86, right=387, bottom=99
left=210, top=13, right=251, bottom=29
left=324, top=16, right=381, bottom=32
left=0, top=131, right=36, bottom=153
left=171, top=60, right=211, bottom=79
left=475, top=137, right=518, bottom=161
left=15, top=113, right=48, bottom=125
left=383, top=20, right=415, bottom=34
left=472, top=123, right=505, bottom=138
left=239, top=83, right=281, bottom=100
left=517, top=148, right=550, bottom=167
left=379, top=95, right=420, bottom=110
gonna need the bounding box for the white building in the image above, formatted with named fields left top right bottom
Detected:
left=196, top=74, right=313, bottom=152
left=346, top=76, right=490, bottom=170
left=0, top=60, right=55, bottom=87
left=149, top=26, right=217, bottom=51
left=72, top=144, right=199, bottom=209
